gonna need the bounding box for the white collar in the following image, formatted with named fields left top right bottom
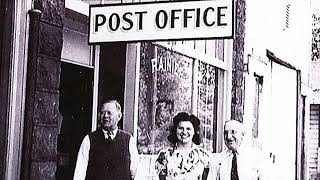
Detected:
left=102, top=128, right=118, bottom=140
left=226, top=146, right=244, bottom=156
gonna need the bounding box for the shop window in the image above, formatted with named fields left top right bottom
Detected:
left=137, top=42, right=219, bottom=155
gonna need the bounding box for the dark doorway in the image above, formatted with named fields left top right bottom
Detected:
left=98, top=43, right=127, bottom=129
left=56, top=62, right=93, bottom=180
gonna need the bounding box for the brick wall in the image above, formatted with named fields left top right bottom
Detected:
left=21, top=0, right=64, bottom=179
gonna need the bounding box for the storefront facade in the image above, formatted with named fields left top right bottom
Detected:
left=4, top=0, right=314, bottom=179
left=0, top=0, right=246, bottom=179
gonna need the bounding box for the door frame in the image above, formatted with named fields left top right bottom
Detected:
left=3, top=0, right=32, bottom=179
left=266, top=49, right=303, bottom=180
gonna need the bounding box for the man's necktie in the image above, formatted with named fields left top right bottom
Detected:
left=106, top=131, right=112, bottom=140
left=231, top=151, right=239, bottom=180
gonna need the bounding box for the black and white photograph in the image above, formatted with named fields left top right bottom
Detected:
left=0, top=0, right=319, bottom=179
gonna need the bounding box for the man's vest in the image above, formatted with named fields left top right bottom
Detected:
left=85, top=128, right=131, bottom=180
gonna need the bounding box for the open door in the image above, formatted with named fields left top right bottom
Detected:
left=56, top=62, right=93, bottom=180
left=267, top=61, right=297, bottom=179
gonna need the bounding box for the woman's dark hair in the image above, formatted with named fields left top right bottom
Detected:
left=167, top=112, right=201, bottom=145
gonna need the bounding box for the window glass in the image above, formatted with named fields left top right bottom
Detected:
left=197, top=61, right=218, bottom=152
left=137, top=42, right=193, bottom=154
left=137, top=42, right=219, bottom=154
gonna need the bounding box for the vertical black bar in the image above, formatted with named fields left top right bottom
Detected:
left=301, top=95, right=306, bottom=180
left=0, top=0, right=13, bottom=178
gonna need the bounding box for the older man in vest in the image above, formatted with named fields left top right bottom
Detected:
left=73, top=100, right=138, bottom=180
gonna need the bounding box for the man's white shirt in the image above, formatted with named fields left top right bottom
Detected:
left=212, top=146, right=265, bottom=180
left=73, top=128, right=139, bottom=180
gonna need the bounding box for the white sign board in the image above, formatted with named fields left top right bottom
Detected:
left=89, top=0, right=234, bottom=43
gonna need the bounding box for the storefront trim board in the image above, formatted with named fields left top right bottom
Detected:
left=60, top=58, right=94, bottom=69
left=123, top=43, right=141, bottom=136
left=92, top=45, right=100, bottom=132
left=220, top=38, right=233, bottom=152
left=5, top=0, right=32, bottom=179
